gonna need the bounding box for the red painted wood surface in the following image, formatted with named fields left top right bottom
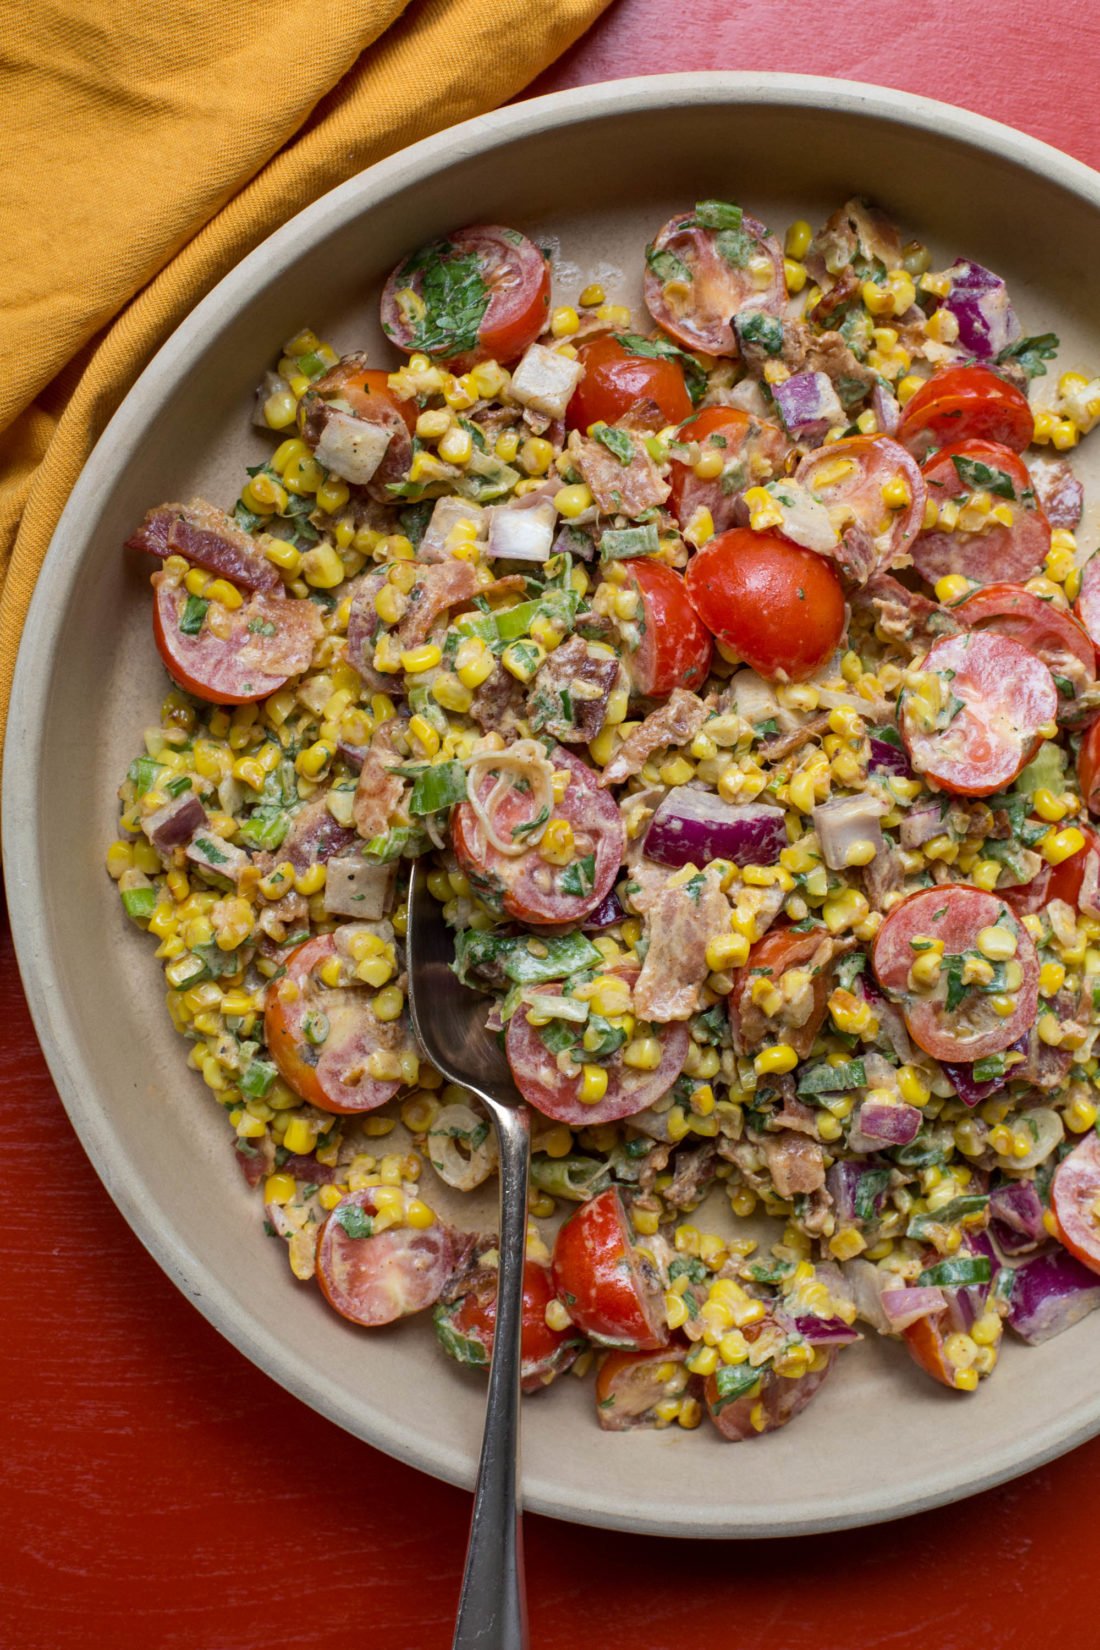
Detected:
left=5, top=10, right=1100, bottom=1647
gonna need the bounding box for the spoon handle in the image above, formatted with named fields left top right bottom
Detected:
left=452, top=1099, right=531, bottom=1650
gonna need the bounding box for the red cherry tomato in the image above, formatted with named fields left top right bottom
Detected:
left=380, top=225, right=550, bottom=369
left=505, top=975, right=689, bottom=1128
left=551, top=1189, right=669, bottom=1351
left=315, top=1189, right=458, bottom=1327
left=152, top=573, right=320, bottom=706
left=704, top=1348, right=834, bottom=1439
left=1047, top=823, right=1100, bottom=907
left=729, top=926, right=837, bottom=1060
left=594, top=1345, right=695, bottom=1431
left=872, top=886, right=1040, bottom=1063
left=898, top=631, right=1058, bottom=796
left=619, top=559, right=713, bottom=696
left=311, top=359, right=418, bottom=433
left=913, top=441, right=1050, bottom=586
left=264, top=934, right=415, bottom=1114
left=955, top=582, right=1094, bottom=717
left=796, top=435, right=926, bottom=573
left=643, top=210, right=785, bottom=357
left=684, top=528, right=846, bottom=682
left=565, top=335, right=692, bottom=432
left=903, top=1313, right=966, bottom=1391
left=434, top=1260, right=584, bottom=1392
left=898, top=365, right=1034, bottom=458
left=667, top=406, right=789, bottom=536
left=1052, top=1133, right=1100, bottom=1276
left=1074, top=553, right=1100, bottom=666
left=451, top=744, right=625, bottom=926
left=300, top=355, right=417, bottom=502
left=1079, top=718, right=1100, bottom=814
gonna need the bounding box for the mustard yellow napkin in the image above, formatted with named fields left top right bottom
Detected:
left=0, top=0, right=610, bottom=769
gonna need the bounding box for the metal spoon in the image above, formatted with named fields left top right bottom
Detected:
left=405, top=860, right=531, bottom=1650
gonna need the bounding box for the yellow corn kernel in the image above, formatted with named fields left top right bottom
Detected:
left=742, top=485, right=784, bottom=532
left=782, top=257, right=807, bottom=294
left=935, top=578, right=974, bottom=613
left=437, top=426, right=473, bottom=466
left=549, top=305, right=580, bottom=339
left=705, top=933, right=750, bottom=973
left=501, top=641, right=545, bottom=683
left=784, top=218, right=812, bottom=260
left=264, top=1173, right=297, bottom=1205
left=454, top=636, right=494, bottom=690
left=554, top=484, right=593, bottom=519
left=1041, top=826, right=1086, bottom=865
left=578, top=1064, right=610, bottom=1106
left=538, top=818, right=575, bottom=866
left=300, top=542, right=344, bottom=590
left=623, top=1037, right=662, bottom=1071
left=754, top=1043, right=797, bottom=1076
left=976, top=924, right=1017, bottom=962
left=282, top=1116, right=316, bottom=1156
left=897, top=1065, right=931, bottom=1107
left=1039, top=961, right=1067, bottom=997
left=578, top=283, right=605, bottom=307
left=398, top=644, right=442, bottom=678
left=295, top=740, right=334, bottom=780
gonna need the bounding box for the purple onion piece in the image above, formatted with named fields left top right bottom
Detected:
left=990, top=1180, right=1046, bottom=1243
left=826, top=1160, right=878, bottom=1224
left=791, top=1315, right=861, bottom=1347
left=943, top=259, right=1022, bottom=360
left=868, top=736, right=913, bottom=778
left=1008, top=1246, right=1100, bottom=1344
left=643, top=790, right=786, bottom=871
left=881, top=1287, right=947, bottom=1331
left=143, top=791, right=206, bottom=854
left=871, top=380, right=901, bottom=436
left=582, top=890, right=626, bottom=932
left=940, top=1035, right=1028, bottom=1108
left=771, top=371, right=844, bottom=442
left=852, top=1100, right=921, bottom=1147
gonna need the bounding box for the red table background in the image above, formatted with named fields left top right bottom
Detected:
left=6, top=7, right=1100, bottom=1647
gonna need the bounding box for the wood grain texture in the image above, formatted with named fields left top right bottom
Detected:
left=5, top=13, right=1100, bottom=1646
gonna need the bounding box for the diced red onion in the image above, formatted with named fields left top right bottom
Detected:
left=868, top=736, right=913, bottom=779
left=1007, top=1246, right=1100, bottom=1344
left=939, top=1034, right=1028, bottom=1109
left=826, top=1160, right=887, bottom=1224
left=899, top=802, right=946, bottom=848
left=990, top=1180, right=1046, bottom=1244
left=871, top=381, right=901, bottom=436
left=770, top=371, right=844, bottom=442
left=643, top=790, right=786, bottom=870
left=791, top=1315, right=861, bottom=1347
left=851, top=1100, right=921, bottom=1147
left=142, top=792, right=206, bottom=854
left=943, top=260, right=1021, bottom=360
left=881, top=1287, right=947, bottom=1331
left=582, top=890, right=626, bottom=931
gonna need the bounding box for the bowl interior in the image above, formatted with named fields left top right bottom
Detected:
left=8, top=76, right=1100, bottom=1536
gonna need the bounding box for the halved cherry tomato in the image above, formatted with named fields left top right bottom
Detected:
left=619, top=559, right=713, bottom=696
left=451, top=744, right=625, bottom=926
left=315, top=1189, right=459, bottom=1327
left=644, top=210, right=785, bottom=357
left=913, top=441, right=1050, bottom=586
left=1047, top=823, right=1100, bottom=907
left=898, top=365, right=1034, bottom=458
left=434, top=1260, right=584, bottom=1392
left=152, top=572, right=320, bottom=706
left=299, top=354, right=416, bottom=501
left=796, top=435, right=926, bottom=575
left=704, top=1348, right=834, bottom=1439
left=264, top=933, right=415, bottom=1114
left=309, top=358, right=418, bottom=433
left=595, top=1345, right=695, bottom=1431
left=551, top=1189, right=668, bottom=1351
left=380, top=225, right=550, bottom=369
left=1073, top=553, right=1100, bottom=666
left=955, top=582, right=1094, bottom=717
left=729, top=926, right=836, bottom=1061
left=1078, top=718, right=1100, bottom=814
left=903, top=1312, right=964, bottom=1391
left=505, top=974, right=689, bottom=1128
left=872, top=886, right=1040, bottom=1063
left=667, top=406, right=789, bottom=536
left=684, top=528, right=846, bottom=682
left=1052, top=1133, right=1100, bottom=1276
left=565, top=335, right=692, bottom=432
left=898, top=631, right=1058, bottom=796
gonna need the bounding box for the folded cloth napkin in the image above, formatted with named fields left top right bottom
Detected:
left=0, top=0, right=610, bottom=771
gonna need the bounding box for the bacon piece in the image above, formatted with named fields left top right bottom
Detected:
left=570, top=429, right=669, bottom=517
left=353, top=721, right=406, bottom=841
left=126, top=499, right=281, bottom=593
left=762, top=1131, right=826, bottom=1198
left=855, top=572, right=959, bottom=651
left=345, top=570, right=392, bottom=691
left=282, top=794, right=358, bottom=871
left=526, top=635, right=622, bottom=743
left=469, top=669, right=526, bottom=736
left=1030, top=456, right=1085, bottom=530
left=598, top=689, right=709, bottom=788
left=396, top=561, right=479, bottom=650
left=633, top=864, right=729, bottom=1023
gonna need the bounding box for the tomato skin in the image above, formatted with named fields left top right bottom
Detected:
left=667, top=407, right=789, bottom=535
left=438, top=1260, right=584, bottom=1392
left=315, top=1190, right=458, bottom=1327
left=264, top=935, right=409, bottom=1115
left=622, top=559, right=713, bottom=696
left=1052, top=1134, right=1100, bottom=1276
left=684, top=528, right=846, bottom=682
left=643, top=211, right=785, bottom=357
left=1048, top=824, right=1100, bottom=906
left=322, top=363, right=418, bottom=434
left=898, top=366, right=1034, bottom=458
left=729, top=927, right=833, bottom=1060
left=565, top=336, right=692, bottom=432
left=903, top=1314, right=960, bottom=1390
left=552, top=1190, right=668, bottom=1351
left=380, top=225, right=550, bottom=369
left=152, top=576, right=319, bottom=706
left=1078, top=719, right=1100, bottom=814
left=796, top=435, right=926, bottom=572
left=913, top=441, right=1050, bottom=587
left=594, top=1345, right=694, bottom=1430
left=956, top=582, right=1094, bottom=709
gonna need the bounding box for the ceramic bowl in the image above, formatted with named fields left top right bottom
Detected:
left=8, top=73, right=1100, bottom=1536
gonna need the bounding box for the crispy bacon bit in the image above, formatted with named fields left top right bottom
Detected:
left=526, top=636, right=622, bottom=743
left=1030, top=457, right=1085, bottom=530
left=598, top=689, right=710, bottom=788
left=469, top=669, right=527, bottom=736
left=762, top=1130, right=827, bottom=1198
left=855, top=573, right=959, bottom=651
left=353, top=721, right=406, bottom=841
left=126, top=499, right=281, bottom=593
left=633, top=865, right=729, bottom=1022
left=570, top=429, right=670, bottom=517
left=396, top=561, right=479, bottom=651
